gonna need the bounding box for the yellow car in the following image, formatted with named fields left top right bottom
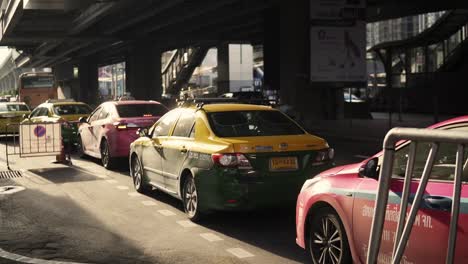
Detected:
left=129, top=102, right=334, bottom=221
left=0, top=102, right=31, bottom=133
left=23, top=99, right=93, bottom=145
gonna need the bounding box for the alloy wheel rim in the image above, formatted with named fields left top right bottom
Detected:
left=311, top=217, right=343, bottom=264
left=133, top=159, right=141, bottom=189
left=102, top=143, right=109, bottom=166
left=184, top=179, right=197, bottom=217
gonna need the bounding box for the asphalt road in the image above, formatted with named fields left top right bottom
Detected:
left=0, top=136, right=381, bottom=264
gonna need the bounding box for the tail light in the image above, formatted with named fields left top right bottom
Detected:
left=113, top=122, right=139, bottom=130
left=212, top=153, right=253, bottom=169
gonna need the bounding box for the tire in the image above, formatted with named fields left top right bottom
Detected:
left=182, top=175, right=202, bottom=222
left=100, top=139, right=116, bottom=169
left=308, top=207, right=352, bottom=264
left=76, top=135, right=86, bottom=158
left=130, top=155, right=151, bottom=194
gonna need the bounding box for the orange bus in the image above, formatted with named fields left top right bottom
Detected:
left=18, top=72, right=57, bottom=108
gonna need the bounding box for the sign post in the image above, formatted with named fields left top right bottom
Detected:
left=19, top=123, right=62, bottom=157
left=310, top=0, right=367, bottom=85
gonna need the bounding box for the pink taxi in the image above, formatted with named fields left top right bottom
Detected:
left=296, top=116, right=468, bottom=263
left=78, top=100, right=167, bottom=169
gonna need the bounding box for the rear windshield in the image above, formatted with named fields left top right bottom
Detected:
left=0, top=104, right=30, bottom=112
left=207, top=110, right=305, bottom=137
left=116, top=104, right=167, bottom=118
left=54, top=104, right=92, bottom=115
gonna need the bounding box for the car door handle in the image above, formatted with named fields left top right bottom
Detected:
left=180, top=147, right=188, bottom=154
left=423, top=196, right=452, bottom=211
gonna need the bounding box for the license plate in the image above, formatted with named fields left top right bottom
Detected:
left=269, top=157, right=298, bottom=171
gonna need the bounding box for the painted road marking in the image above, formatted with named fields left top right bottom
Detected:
left=200, top=233, right=223, bottom=242
left=226, top=248, right=254, bottom=259
left=158, top=210, right=176, bottom=216
left=141, top=200, right=157, bottom=206
left=177, top=220, right=197, bottom=228
left=0, top=247, right=86, bottom=264
left=127, top=192, right=141, bottom=197
left=106, top=179, right=118, bottom=184
left=116, top=186, right=129, bottom=190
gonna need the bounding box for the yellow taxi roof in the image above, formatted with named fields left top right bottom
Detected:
left=39, top=101, right=89, bottom=107
left=201, top=103, right=273, bottom=112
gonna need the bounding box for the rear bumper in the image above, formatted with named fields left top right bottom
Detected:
left=107, top=129, right=139, bottom=157
left=196, top=162, right=333, bottom=212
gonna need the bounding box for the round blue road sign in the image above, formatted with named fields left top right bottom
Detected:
left=34, top=126, right=47, bottom=138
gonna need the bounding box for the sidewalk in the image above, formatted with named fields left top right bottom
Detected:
left=305, top=112, right=458, bottom=143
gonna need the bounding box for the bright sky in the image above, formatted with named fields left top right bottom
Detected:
left=0, top=46, right=11, bottom=66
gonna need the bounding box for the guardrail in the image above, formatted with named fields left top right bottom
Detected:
left=3, top=121, right=79, bottom=170
left=367, top=127, right=468, bottom=263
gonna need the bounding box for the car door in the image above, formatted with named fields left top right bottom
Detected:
left=353, top=125, right=468, bottom=263
left=161, top=109, right=196, bottom=193
left=80, top=107, right=102, bottom=155
left=141, top=109, right=181, bottom=190
left=91, top=105, right=111, bottom=156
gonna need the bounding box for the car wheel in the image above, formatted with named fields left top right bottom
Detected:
left=76, top=135, right=86, bottom=158
left=131, top=155, right=151, bottom=194
left=182, top=175, right=202, bottom=222
left=308, top=207, right=352, bottom=264
left=100, top=139, right=115, bottom=169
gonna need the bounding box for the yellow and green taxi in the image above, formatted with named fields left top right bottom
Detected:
left=129, top=102, right=334, bottom=221
left=0, top=102, right=31, bottom=133
left=22, top=99, right=93, bottom=145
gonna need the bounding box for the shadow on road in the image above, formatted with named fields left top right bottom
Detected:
left=29, top=167, right=102, bottom=183
left=0, top=188, right=160, bottom=264
left=143, top=188, right=308, bottom=263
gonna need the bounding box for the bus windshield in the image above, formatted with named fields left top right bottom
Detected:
left=22, top=76, right=54, bottom=89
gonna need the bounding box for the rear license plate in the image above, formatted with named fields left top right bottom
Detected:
left=269, top=157, right=298, bottom=171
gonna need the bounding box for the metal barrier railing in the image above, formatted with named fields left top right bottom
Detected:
left=367, top=127, right=468, bottom=264
left=3, top=121, right=78, bottom=170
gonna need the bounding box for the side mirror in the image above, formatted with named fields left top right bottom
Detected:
left=359, top=157, right=379, bottom=179
left=79, top=117, right=88, bottom=123
left=22, top=114, right=29, bottom=119
left=137, top=127, right=150, bottom=138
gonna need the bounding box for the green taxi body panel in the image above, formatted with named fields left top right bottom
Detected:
left=191, top=150, right=332, bottom=211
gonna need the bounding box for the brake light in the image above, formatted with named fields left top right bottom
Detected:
left=114, top=122, right=140, bottom=130
left=114, top=122, right=127, bottom=130
left=212, top=153, right=253, bottom=169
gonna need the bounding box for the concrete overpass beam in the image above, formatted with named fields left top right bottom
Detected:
left=126, top=42, right=162, bottom=101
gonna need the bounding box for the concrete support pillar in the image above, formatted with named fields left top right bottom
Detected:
left=263, top=7, right=280, bottom=91
left=217, top=43, right=230, bottom=95
left=78, top=57, right=99, bottom=105
left=264, top=0, right=366, bottom=123
left=277, top=0, right=331, bottom=123
left=126, top=41, right=162, bottom=101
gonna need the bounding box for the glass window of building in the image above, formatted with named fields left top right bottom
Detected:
left=98, top=62, right=126, bottom=102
